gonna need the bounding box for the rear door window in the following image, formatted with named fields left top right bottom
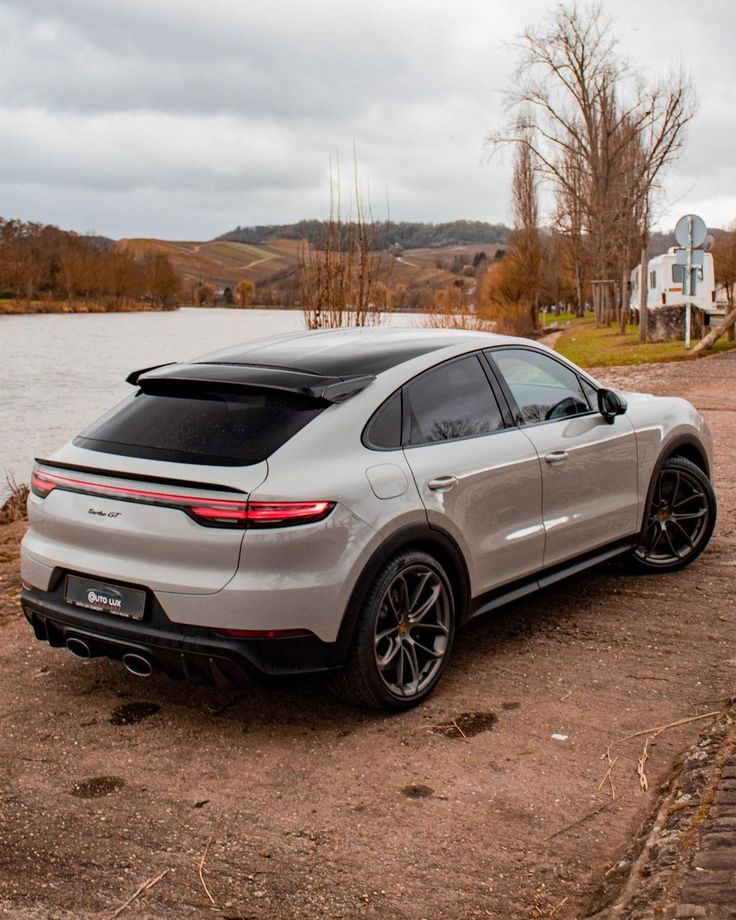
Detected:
left=403, top=355, right=505, bottom=446
left=75, top=386, right=325, bottom=466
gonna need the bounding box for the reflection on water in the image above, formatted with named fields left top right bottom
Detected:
left=0, top=308, right=419, bottom=496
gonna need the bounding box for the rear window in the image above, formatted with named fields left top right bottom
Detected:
left=74, top=386, right=325, bottom=466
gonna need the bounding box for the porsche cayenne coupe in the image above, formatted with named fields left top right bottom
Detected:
left=21, top=328, right=716, bottom=709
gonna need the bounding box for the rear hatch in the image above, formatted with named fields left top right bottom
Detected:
left=26, top=373, right=328, bottom=594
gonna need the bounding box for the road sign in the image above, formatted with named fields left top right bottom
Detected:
left=675, top=214, right=707, bottom=249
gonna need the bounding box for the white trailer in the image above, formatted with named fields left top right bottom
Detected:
left=629, top=247, right=718, bottom=314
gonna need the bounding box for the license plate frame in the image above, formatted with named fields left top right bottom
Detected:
left=64, top=575, right=147, bottom=620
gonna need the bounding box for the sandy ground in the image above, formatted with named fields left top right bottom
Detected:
left=0, top=353, right=734, bottom=920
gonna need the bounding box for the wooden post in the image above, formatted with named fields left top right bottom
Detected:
left=638, top=245, right=648, bottom=342
left=619, top=268, right=629, bottom=333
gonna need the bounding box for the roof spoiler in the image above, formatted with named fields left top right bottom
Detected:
left=125, top=363, right=176, bottom=386
left=127, top=362, right=376, bottom=404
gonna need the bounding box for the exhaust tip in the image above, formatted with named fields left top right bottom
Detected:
left=66, top=637, right=92, bottom=659
left=122, top=653, right=153, bottom=678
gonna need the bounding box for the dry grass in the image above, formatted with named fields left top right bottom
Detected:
left=0, top=476, right=28, bottom=525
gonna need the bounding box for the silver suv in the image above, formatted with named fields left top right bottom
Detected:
left=21, top=328, right=716, bottom=709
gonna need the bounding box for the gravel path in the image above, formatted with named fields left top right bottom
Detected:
left=0, top=353, right=734, bottom=919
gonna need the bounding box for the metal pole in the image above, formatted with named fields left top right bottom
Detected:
left=685, top=216, right=693, bottom=349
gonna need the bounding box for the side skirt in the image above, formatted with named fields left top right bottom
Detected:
left=466, top=537, right=635, bottom=624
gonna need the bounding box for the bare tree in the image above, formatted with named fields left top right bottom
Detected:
left=510, top=121, right=542, bottom=329
left=194, top=282, right=216, bottom=306
left=489, top=2, right=695, bottom=340
left=298, top=157, right=387, bottom=329
left=233, top=278, right=256, bottom=308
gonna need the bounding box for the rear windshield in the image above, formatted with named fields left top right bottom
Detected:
left=74, top=386, right=326, bottom=466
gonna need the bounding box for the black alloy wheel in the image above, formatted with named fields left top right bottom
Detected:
left=631, top=456, right=716, bottom=572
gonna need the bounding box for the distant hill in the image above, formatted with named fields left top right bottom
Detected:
left=119, top=237, right=505, bottom=305
left=216, top=220, right=511, bottom=249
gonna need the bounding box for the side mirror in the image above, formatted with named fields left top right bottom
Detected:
left=597, top=388, right=627, bottom=424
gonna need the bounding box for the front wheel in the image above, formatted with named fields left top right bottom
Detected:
left=331, top=550, right=456, bottom=710
left=630, top=456, right=716, bottom=573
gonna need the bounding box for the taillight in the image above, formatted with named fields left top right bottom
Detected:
left=30, top=466, right=333, bottom=529
left=244, top=501, right=333, bottom=526
left=31, top=469, right=57, bottom=498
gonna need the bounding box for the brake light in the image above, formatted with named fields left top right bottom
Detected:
left=244, top=501, right=333, bottom=525
left=30, top=466, right=333, bottom=528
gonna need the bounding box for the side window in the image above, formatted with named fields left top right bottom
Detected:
left=580, top=377, right=599, bottom=409
left=404, top=355, right=505, bottom=446
left=363, top=391, right=402, bottom=449
left=489, top=348, right=591, bottom=425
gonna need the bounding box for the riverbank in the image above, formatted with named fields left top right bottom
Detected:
left=0, top=299, right=177, bottom=315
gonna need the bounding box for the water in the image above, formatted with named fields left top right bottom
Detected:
left=0, top=308, right=420, bottom=498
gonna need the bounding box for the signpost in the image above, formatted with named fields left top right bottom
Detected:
left=674, top=214, right=707, bottom=349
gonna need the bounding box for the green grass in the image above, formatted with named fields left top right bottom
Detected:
left=541, top=310, right=580, bottom=327
left=554, top=317, right=736, bottom=368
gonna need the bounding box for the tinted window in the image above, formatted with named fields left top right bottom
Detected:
left=75, top=386, right=325, bottom=466
left=580, top=377, right=598, bottom=409
left=364, top=392, right=402, bottom=449
left=404, top=355, right=505, bottom=446
left=490, top=348, right=590, bottom=425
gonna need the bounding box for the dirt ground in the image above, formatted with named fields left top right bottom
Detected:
left=1, top=353, right=734, bottom=920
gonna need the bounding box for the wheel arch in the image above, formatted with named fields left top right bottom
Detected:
left=638, top=433, right=712, bottom=541
left=666, top=438, right=710, bottom=477
left=332, top=523, right=471, bottom=664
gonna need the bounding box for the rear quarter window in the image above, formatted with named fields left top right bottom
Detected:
left=74, top=386, right=325, bottom=466
left=363, top=392, right=402, bottom=450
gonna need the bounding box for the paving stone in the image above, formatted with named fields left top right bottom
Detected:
left=714, top=791, right=736, bottom=805
left=700, top=831, right=736, bottom=849
left=680, top=871, right=736, bottom=905
left=693, top=849, right=736, bottom=870
left=710, top=807, right=736, bottom=821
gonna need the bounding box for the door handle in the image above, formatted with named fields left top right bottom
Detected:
left=544, top=450, right=569, bottom=465
left=427, top=475, right=458, bottom=492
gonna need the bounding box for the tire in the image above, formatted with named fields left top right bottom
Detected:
left=629, top=455, right=716, bottom=573
left=330, top=549, right=456, bottom=711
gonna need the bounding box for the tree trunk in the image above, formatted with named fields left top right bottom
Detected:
left=692, top=306, right=736, bottom=354
left=619, top=267, right=628, bottom=333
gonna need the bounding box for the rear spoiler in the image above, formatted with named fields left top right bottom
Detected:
left=126, top=362, right=375, bottom=404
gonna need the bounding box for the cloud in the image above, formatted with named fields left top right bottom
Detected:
left=0, top=0, right=733, bottom=237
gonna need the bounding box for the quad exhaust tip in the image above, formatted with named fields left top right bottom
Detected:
left=122, top=653, right=153, bottom=678
left=66, top=637, right=92, bottom=659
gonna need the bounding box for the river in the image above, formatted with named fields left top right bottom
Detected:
left=0, top=308, right=421, bottom=498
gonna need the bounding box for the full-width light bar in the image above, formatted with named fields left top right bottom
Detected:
left=30, top=467, right=334, bottom=529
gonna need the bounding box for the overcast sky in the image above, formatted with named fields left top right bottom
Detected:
left=1, top=0, right=735, bottom=240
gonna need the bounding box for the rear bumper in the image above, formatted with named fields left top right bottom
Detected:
left=21, top=582, right=342, bottom=688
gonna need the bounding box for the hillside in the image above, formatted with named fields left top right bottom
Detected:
left=216, top=219, right=510, bottom=249
left=118, top=237, right=505, bottom=304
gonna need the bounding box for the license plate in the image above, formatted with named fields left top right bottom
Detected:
left=64, top=575, right=146, bottom=620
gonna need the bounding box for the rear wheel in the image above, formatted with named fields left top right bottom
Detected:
left=630, top=456, right=716, bottom=572
left=331, top=550, right=456, bottom=710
